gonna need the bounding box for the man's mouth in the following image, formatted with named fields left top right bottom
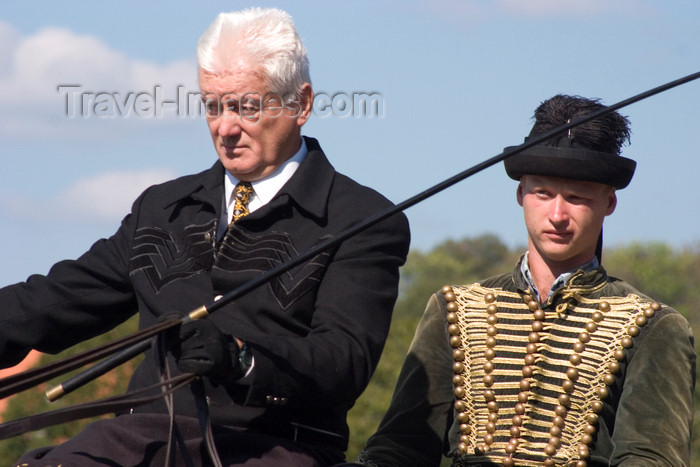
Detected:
left=544, top=230, right=573, bottom=242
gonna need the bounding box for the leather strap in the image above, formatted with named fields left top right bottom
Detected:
left=192, top=377, right=223, bottom=467
left=0, top=372, right=196, bottom=440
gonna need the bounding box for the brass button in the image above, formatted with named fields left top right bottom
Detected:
left=597, top=386, right=609, bottom=399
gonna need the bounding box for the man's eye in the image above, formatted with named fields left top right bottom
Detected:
left=240, top=105, right=259, bottom=116
left=567, top=195, right=588, bottom=204
left=204, top=101, right=220, bottom=116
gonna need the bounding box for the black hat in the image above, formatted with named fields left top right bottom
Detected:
left=504, top=137, right=636, bottom=189
left=504, top=95, right=637, bottom=189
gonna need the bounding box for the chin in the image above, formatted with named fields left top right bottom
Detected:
left=540, top=245, right=577, bottom=263
left=219, top=156, right=246, bottom=173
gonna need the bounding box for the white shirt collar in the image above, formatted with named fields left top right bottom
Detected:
left=223, top=137, right=307, bottom=219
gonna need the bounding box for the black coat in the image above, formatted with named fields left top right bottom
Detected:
left=0, top=137, right=411, bottom=449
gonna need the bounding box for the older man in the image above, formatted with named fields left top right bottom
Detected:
left=358, top=95, right=694, bottom=466
left=1, top=8, right=409, bottom=466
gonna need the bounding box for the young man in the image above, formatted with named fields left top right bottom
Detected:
left=358, top=95, right=694, bottom=466
left=1, top=8, right=410, bottom=466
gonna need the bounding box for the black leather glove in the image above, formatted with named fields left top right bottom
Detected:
left=173, top=319, right=242, bottom=384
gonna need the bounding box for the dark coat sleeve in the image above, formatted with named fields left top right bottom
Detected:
left=0, top=195, right=142, bottom=367
left=358, top=293, right=455, bottom=467
left=610, top=312, right=695, bottom=466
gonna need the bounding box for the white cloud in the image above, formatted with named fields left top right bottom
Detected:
left=0, top=22, right=20, bottom=78
left=3, top=168, right=178, bottom=224
left=0, top=21, right=199, bottom=138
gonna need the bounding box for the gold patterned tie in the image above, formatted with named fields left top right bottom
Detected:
left=230, top=181, right=254, bottom=226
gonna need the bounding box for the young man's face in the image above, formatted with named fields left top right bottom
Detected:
left=199, top=67, right=312, bottom=182
left=517, top=175, right=617, bottom=268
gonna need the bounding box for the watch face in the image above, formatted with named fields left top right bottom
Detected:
left=239, top=344, right=253, bottom=369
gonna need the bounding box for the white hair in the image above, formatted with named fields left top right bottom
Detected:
left=196, top=7, right=311, bottom=96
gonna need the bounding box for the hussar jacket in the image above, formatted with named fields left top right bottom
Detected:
left=360, top=259, right=695, bottom=466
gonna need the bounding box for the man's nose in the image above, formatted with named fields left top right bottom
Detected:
left=218, top=112, right=242, bottom=136
left=549, top=196, right=570, bottom=224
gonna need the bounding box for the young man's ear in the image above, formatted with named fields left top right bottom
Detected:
left=516, top=180, right=525, bottom=207
left=605, top=189, right=617, bottom=216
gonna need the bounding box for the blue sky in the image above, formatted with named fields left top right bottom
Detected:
left=1, top=1, right=699, bottom=286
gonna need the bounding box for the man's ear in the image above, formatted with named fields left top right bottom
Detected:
left=516, top=181, right=525, bottom=207
left=606, top=189, right=617, bottom=216
left=295, top=83, right=313, bottom=126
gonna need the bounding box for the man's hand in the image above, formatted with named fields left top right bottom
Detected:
left=173, top=319, right=242, bottom=383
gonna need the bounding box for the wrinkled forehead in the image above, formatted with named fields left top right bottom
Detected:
left=198, top=67, right=269, bottom=95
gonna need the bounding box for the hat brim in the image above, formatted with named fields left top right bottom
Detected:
left=503, top=145, right=636, bottom=189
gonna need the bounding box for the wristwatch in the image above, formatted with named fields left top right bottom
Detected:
left=238, top=343, right=253, bottom=373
